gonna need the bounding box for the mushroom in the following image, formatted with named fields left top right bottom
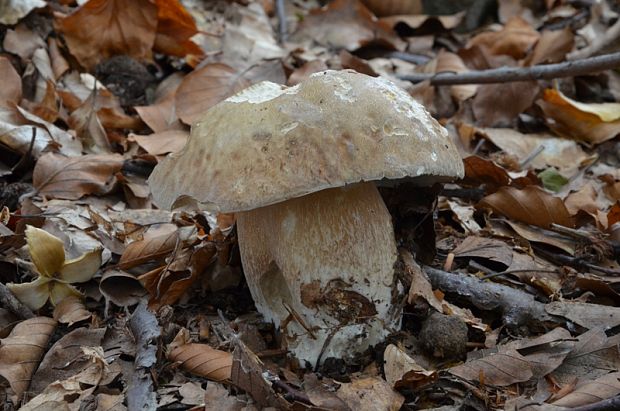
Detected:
left=148, top=70, right=464, bottom=366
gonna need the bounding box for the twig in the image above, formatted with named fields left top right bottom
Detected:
left=519, top=145, right=545, bottom=169
left=384, top=51, right=431, bottom=65
left=399, top=51, right=620, bottom=85
left=570, top=394, right=620, bottom=411
left=275, top=0, right=287, bottom=43
left=0, top=282, right=35, bottom=319
left=568, top=19, right=620, bottom=60
left=272, top=380, right=312, bottom=404
left=11, top=127, right=36, bottom=172
left=423, top=266, right=560, bottom=329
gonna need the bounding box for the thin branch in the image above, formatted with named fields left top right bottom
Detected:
left=275, top=0, right=287, bottom=43
left=0, top=282, right=34, bottom=320
left=398, top=51, right=620, bottom=85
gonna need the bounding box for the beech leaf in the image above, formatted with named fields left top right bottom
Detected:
left=168, top=343, right=232, bottom=382
left=478, top=185, right=574, bottom=228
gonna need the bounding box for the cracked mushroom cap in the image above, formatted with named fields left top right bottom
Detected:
left=148, top=70, right=464, bottom=212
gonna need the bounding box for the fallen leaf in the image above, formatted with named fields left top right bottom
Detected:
left=33, top=153, right=124, bottom=200
left=479, top=128, right=591, bottom=174
left=551, top=371, right=620, bottom=408
left=452, top=235, right=514, bottom=268
left=473, top=81, right=539, bottom=127
left=56, top=0, right=158, bottom=70
left=467, top=16, right=540, bottom=59
left=287, top=60, right=330, bottom=86
left=383, top=344, right=437, bottom=389
left=461, top=156, right=511, bottom=191
left=29, top=327, right=106, bottom=395
left=434, top=50, right=477, bottom=101
left=402, top=250, right=442, bottom=311
left=130, top=130, right=189, bottom=156
left=0, top=317, right=57, bottom=401
left=449, top=348, right=533, bottom=386
left=0, top=0, right=46, bottom=25
left=545, top=301, right=620, bottom=329
left=336, top=376, right=404, bottom=411
left=119, top=224, right=194, bottom=269
left=360, top=0, right=422, bottom=16
left=174, top=63, right=250, bottom=125
left=538, top=89, right=620, bottom=144
left=292, top=0, right=405, bottom=51
left=153, top=0, right=203, bottom=57
left=99, top=269, right=147, bottom=308
left=53, top=295, right=92, bottom=325
left=0, top=56, right=22, bottom=104
left=168, top=343, right=232, bottom=382
left=525, top=27, right=574, bottom=66
left=478, top=185, right=574, bottom=228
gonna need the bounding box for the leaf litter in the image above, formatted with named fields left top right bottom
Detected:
left=0, top=0, right=619, bottom=410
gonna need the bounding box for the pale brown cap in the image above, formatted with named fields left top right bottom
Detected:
left=148, top=70, right=464, bottom=212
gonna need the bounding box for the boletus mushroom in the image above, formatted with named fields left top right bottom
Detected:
left=148, top=70, right=464, bottom=366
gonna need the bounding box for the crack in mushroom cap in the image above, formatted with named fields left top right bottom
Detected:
left=148, top=70, right=465, bottom=212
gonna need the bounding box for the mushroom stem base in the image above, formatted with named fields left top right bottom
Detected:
left=237, top=182, right=401, bottom=367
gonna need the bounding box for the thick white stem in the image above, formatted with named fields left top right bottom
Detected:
left=237, top=182, right=401, bottom=366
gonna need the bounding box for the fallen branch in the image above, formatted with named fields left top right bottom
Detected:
left=423, top=266, right=561, bottom=330
left=276, top=0, right=287, bottom=43
left=399, top=51, right=620, bottom=85
left=0, top=282, right=34, bottom=320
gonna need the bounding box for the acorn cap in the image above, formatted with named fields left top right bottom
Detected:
left=148, top=70, right=464, bottom=212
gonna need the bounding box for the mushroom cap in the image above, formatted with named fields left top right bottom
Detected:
left=148, top=70, right=464, bottom=212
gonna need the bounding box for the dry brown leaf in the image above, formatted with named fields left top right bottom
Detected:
left=139, top=242, right=216, bottom=309
left=609, top=202, right=620, bottom=227
left=336, top=376, right=404, bottom=411
left=118, top=225, right=188, bottom=269
left=56, top=0, right=158, bottom=70
left=538, top=89, right=620, bottom=144
left=479, top=128, right=591, bottom=174
left=293, top=0, right=405, bottom=51
left=478, top=185, right=574, bottom=228
left=53, top=295, right=92, bottom=325
left=462, top=156, right=511, bottom=191
left=2, top=23, right=45, bottom=60
left=0, top=56, right=21, bottom=104
left=383, top=344, right=437, bottom=389
left=339, top=50, right=378, bottom=77
left=449, top=348, right=533, bottom=386
left=0, top=317, right=57, bottom=400
left=0, top=0, right=46, bottom=25
left=153, top=0, right=203, bottom=57
left=525, top=27, right=574, bottom=66
left=360, top=0, right=422, bottom=16
left=402, top=250, right=442, bottom=311
left=130, top=130, right=189, bottom=156
left=174, top=63, right=250, bottom=125
left=99, top=269, right=147, bottom=308
left=467, top=16, right=540, bottom=59
left=452, top=235, right=514, bottom=267
left=473, top=81, right=539, bottom=127
left=33, top=153, right=124, bottom=200
left=551, top=371, right=620, bottom=408
left=287, top=60, right=329, bottom=86
left=168, top=343, right=232, bottom=381
left=545, top=301, right=620, bottom=330
left=134, top=73, right=184, bottom=132
left=380, top=13, right=464, bottom=31
left=435, top=50, right=477, bottom=101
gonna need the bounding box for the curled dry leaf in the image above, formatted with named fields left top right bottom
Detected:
left=462, top=156, right=511, bottom=191
left=434, top=50, right=477, bottom=101
left=538, top=89, right=620, bottom=144
left=0, top=317, right=57, bottom=400
left=168, top=343, right=232, bottom=382
left=0, top=0, right=46, bottom=25
left=478, top=185, right=574, bottom=228
left=551, top=371, right=620, bottom=408
left=336, top=377, right=404, bottom=411
left=56, top=0, right=158, bottom=70
left=33, top=153, right=124, bottom=200
left=119, top=225, right=195, bottom=269
left=53, top=295, right=92, bottom=326
left=452, top=235, right=514, bottom=267
left=99, top=269, right=147, bottom=308
left=473, top=81, right=539, bottom=127
left=383, top=344, right=437, bottom=389
left=175, top=63, right=250, bottom=125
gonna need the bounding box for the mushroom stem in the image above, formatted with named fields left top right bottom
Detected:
left=236, top=182, right=401, bottom=366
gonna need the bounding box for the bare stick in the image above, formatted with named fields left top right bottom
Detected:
left=399, top=51, right=620, bottom=85
left=0, top=282, right=34, bottom=319
left=275, top=0, right=287, bottom=43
